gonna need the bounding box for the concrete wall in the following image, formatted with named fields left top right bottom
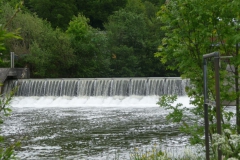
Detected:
left=0, top=68, right=30, bottom=94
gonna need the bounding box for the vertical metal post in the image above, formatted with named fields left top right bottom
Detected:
left=10, top=52, right=14, bottom=68
left=235, top=43, right=240, bottom=134
left=203, top=51, right=222, bottom=160
left=214, top=54, right=222, bottom=160
left=203, top=59, right=210, bottom=160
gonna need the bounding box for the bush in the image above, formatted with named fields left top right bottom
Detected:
left=0, top=89, right=20, bottom=159
left=212, top=129, right=240, bottom=159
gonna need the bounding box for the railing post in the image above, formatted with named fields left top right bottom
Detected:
left=214, top=54, right=222, bottom=160
left=203, top=58, right=210, bottom=160
left=10, top=52, right=14, bottom=68
left=203, top=51, right=222, bottom=160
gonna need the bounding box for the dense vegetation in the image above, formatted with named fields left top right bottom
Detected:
left=157, top=0, right=240, bottom=159
left=0, top=0, right=178, bottom=78
left=3, top=0, right=240, bottom=159
left=1, top=0, right=240, bottom=159
left=0, top=0, right=22, bottom=158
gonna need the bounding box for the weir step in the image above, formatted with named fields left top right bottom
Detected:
left=3, top=78, right=190, bottom=97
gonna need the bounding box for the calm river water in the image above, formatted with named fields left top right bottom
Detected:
left=3, top=96, right=192, bottom=160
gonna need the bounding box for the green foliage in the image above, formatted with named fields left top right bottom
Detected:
left=24, top=0, right=128, bottom=30
left=75, top=0, right=127, bottom=29
left=156, top=0, right=240, bottom=76
left=156, top=0, right=240, bottom=157
left=212, top=129, right=240, bottom=159
left=157, top=95, right=205, bottom=145
left=67, top=14, right=90, bottom=41
left=105, top=0, right=172, bottom=77
left=0, top=3, right=76, bottom=77
left=105, top=8, right=145, bottom=76
left=141, top=0, right=166, bottom=6
left=24, top=28, right=75, bottom=78
left=0, top=89, right=21, bottom=160
left=157, top=95, right=184, bottom=122
left=0, top=26, right=19, bottom=51
left=24, top=0, right=78, bottom=30
left=1, top=0, right=176, bottom=77
left=0, top=1, right=21, bottom=52
left=0, top=0, right=21, bottom=67
left=21, top=0, right=166, bottom=30
left=67, top=14, right=111, bottom=77
left=0, top=2, right=22, bottom=158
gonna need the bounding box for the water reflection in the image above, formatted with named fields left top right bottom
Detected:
left=3, top=107, right=188, bottom=159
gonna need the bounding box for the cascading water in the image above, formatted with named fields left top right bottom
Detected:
left=3, top=77, right=189, bottom=97
left=2, top=77, right=195, bottom=159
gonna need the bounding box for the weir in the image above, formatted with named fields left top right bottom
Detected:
left=3, top=77, right=189, bottom=97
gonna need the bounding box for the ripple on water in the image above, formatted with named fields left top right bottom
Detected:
left=3, top=101, right=196, bottom=159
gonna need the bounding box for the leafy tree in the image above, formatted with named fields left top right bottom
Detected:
left=0, top=1, right=22, bottom=67
left=0, top=3, right=76, bottom=77
left=139, top=0, right=178, bottom=77
left=75, top=0, right=127, bottom=29
left=105, top=0, right=175, bottom=77
left=156, top=0, right=240, bottom=158
left=66, top=14, right=111, bottom=77
left=141, top=0, right=166, bottom=6
left=0, top=89, right=21, bottom=160
left=0, top=0, right=21, bottom=158
left=24, top=0, right=78, bottom=30
left=24, top=0, right=128, bottom=30
left=0, top=1, right=21, bottom=50
left=212, top=129, right=240, bottom=159
left=23, top=29, right=75, bottom=78
left=105, top=8, right=145, bottom=77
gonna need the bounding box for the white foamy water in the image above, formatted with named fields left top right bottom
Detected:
left=10, top=96, right=193, bottom=108
left=4, top=96, right=195, bottom=159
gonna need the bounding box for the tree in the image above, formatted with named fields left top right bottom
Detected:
left=139, top=0, right=178, bottom=77
left=23, top=28, right=76, bottom=78
left=0, top=3, right=76, bottom=77
left=75, top=0, right=127, bottom=29
left=105, top=0, right=175, bottom=77
left=24, top=0, right=128, bottom=30
left=0, top=1, right=22, bottom=67
left=0, top=1, right=21, bottom=51
left=105, top=8, right=145, bottom=77
left=24, top=0, right=78, bottom=30
left=0, top=89, right=21, bottom=159
left=66, top=14, right=111, bottom=77
left=0, top=0, right=21, bottom=158
left=141, top=0, right=166, bottom=6
left=156, top=0, right=240, bottom=158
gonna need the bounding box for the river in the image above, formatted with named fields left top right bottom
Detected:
left=3, top=96, right=192, bottom=159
